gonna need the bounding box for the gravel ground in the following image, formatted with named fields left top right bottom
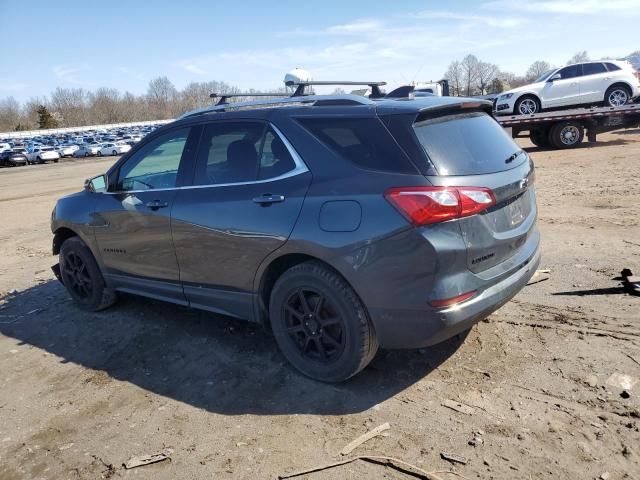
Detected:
left=0, top=131, right=639, bottom=480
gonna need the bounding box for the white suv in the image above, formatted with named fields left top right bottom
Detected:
left=495, top=60, right=640, bottom=115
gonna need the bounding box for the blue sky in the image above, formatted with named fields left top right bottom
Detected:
left=1, top=0, right=638, bottom=101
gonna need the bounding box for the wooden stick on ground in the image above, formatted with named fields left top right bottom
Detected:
left=340, top=422, right=390, bottom=456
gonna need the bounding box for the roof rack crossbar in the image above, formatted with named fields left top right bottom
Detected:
left=210, top=92, right=290, bottom=106
left=287, top=80, right=387, bottom=98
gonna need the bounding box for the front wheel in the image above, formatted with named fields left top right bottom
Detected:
left=59, top=237, right=116, bottom=311
left=514, top=96, right=540, bottom=115
left=269, top=261, right=378, bottom=382
left=605, top=85, right=630, bottom=107
left=97, top=151, right=102, bottom=157
left=549, top=121, right=584, bottom=149
left=112, top=150, right=117, bottom=156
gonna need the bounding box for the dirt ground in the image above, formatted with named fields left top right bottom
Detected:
left=0, top=131, right=639, bottom=480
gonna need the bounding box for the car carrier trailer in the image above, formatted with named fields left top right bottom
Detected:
left=495, top=103, right=640, bottom=149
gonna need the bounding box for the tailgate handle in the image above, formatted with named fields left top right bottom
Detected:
left=253, top=194, right=285, bottom=205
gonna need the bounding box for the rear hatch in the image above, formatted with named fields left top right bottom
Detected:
left=411, top=110, right=536, bottom=274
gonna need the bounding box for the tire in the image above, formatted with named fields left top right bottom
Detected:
left=529, top=127, right=551, bottom=148
left=269, top=261, right=378, bottom=382
left=59, top=237, right=116, bottom=311
left=112, top=150, right=117, bottom=156
left=97, top=151, right=102, bottom=157
left=604, top=85, right=631, bottom=107
left=549, top=121, right=584, bottom=149
left=53, top=159, right=59, bottom=163
left=84, top=152, right=89, bottom=157
left=514, top=95, right=540, bottom=115
left=36, top=156, right=42, bottom=163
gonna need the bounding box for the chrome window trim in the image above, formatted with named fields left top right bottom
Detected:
left=106, top=123, right=308, bottom=194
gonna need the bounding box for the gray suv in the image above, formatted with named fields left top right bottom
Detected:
left=51, top=87, right=540, bottom=382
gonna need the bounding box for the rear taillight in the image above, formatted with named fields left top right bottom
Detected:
left=384, top=186, right=496, bottom=225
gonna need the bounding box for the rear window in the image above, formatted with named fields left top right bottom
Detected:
left=413, top=112, right=524, bottom=176
left=298, top=117, right=416, bottom=173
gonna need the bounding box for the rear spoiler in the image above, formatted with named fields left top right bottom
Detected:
left=415, top=100, right=493, bottom=123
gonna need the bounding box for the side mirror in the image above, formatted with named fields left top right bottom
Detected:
left=548, top=73, right=561, bottom=82
left=85, top=174, right=107, bottom=193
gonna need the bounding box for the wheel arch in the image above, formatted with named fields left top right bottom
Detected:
left=52, top=226, right=79, bottom=255
left=605, top=81, right=633, bottom=96
left=515, top=92, right=541, bottom=106
left=255, top=252, right=355, bottom=326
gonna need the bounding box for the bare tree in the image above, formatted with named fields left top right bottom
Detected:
left=567, top=51, right=589, bottom=65
left=89, top=88, right=123, bottom=124
left=147, top=76, right=178, bottom=119
left=460, top=55, right=480, bottom=96
left=50, top=87, right=89, bottom=127
left=0, top=97, right=22, bottom=131
left=444, top=60, right=463, bottom=96
left=526, top=61, right=552, bottom=82
left=476, top=61, right=499, bottom=95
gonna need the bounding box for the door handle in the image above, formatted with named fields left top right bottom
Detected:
left=253, top=194, right=285, bottom=205
left=145, top=200, right=169, bottom=210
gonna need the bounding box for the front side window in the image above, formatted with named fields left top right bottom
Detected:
left=115, top=127, right=189, bottom=191
left=583, top=63, right=606, bottom=75
left=194, top=122, right=298, bottom=185
left=558, top=65, right=580, bottom=79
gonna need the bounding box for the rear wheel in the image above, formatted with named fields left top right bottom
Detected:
left=514, top=95, right=540, bottom=115
left=59, top=237, right=116, bottom=311
left=549, top=121, right=584, bottom=148
left=269, top=261, right=378, bottom=382
left=84, top=152, right=89, bottom=157
left=605, top=85, right=630, bottom=107
left=112, top=150, right=117, bottom=156
left=97, top=151, right=102, bottom=157
left=529, top=127, right=551, bottom=148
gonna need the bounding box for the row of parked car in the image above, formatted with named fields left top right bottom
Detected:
left=0, top=124, right=163, bottom=167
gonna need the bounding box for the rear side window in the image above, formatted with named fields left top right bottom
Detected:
left=193, top=122, right=299, bottom=185
left=605, top=62, right=622, bottom=72
left=298, top=117, right=416, bottom=173
left=413, top=112, right=523, bottom=176
left=583, top=63, right=607, bottom=75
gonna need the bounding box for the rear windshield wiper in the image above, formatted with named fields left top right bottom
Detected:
left=504, top=149, right=525, bottom=164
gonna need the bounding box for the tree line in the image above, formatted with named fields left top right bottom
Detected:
left=1, top=50, right=635, bottom=132
left=0, top=78, right=267, bottom=132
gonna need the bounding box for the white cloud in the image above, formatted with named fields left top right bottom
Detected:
left=486, top=0, right=640, bottom=14
left=117, top=66, right=145, bottom=81
left=417, top=11, right=525, bottom=28
left=52, top=65, right=84, bottom=84
left=327, top=19, right=383, bottom=33
left=0, top=81, right=27, bottom=91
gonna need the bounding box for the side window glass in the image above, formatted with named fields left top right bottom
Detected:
left=116, top=128, right=189, bottom=191
left=195, top=122, right=266, bottom=185
left=558, top=65, right=579, bottom=79
left=605, top=62, right=622, bottom=72
left=583, top=63, right=606, bottom=75
left=258, top=128, right=297, bottom=180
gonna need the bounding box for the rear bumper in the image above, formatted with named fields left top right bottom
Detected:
left=369, top=243, right=540, bottom=349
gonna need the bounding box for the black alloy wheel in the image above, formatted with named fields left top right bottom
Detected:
left=283, top=288, right=346, bottom=363
left=61, top=251, right=93, bottom=299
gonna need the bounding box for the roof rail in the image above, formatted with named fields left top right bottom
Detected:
left=210, top=92, right=290, bottom=106
left=286, top=80, right=387, bottom=98
left=178, top=94, right=375, bottom=118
